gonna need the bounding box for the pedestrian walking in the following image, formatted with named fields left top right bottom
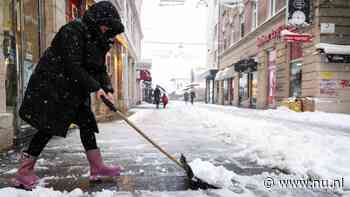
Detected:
left=154, top=86, right=161, bottom=109
left=184, top=92, right=189, bottom=104
left=13, top=1, right=124, bottom=190
left=162, top=93, right=169, bottom=108
left=190, top=91, right=196, bottom=105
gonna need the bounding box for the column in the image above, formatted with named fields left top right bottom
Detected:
left=0, top=0, right=5, bottom=113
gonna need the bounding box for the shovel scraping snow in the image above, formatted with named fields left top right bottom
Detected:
left=101, top=96, right=219, bottom=190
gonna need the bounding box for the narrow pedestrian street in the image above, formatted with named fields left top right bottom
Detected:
left=1, top=102, right=349, bottom=196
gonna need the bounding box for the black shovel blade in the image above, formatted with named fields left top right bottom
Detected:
left=180, top=154, right=220, bottom=190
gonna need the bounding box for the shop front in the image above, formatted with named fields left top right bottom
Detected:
left=202, top=69, right=217, bottom=104
left=0, top=0, right=97, bottom=147
left=235, top=59, right=258, bottom=108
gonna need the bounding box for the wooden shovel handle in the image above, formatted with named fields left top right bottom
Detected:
left=100, top=96, right=185, bottom=170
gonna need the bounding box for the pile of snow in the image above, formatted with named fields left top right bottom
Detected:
left=189, top=158, right=235, bottom=187
left=197, top=103, right=350, bottom=191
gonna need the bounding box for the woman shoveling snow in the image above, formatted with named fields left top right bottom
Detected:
left=13, top=1, right=124, bottom=190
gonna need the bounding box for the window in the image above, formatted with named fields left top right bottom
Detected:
left=239, top=73, right=249, bottom=101
left=224, top=79, right=229, bottom=102
left=251, top=1, right=258, bottom=30
left=269, top=0, right=276, bottom=17
left=239, top=13, right=244, bottom=38
left=290, top=62, right=302, bottom=97
left=230, top=79, right=234, bottom=104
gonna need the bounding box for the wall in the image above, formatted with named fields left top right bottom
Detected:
left=313, top=0, right=350, bottom=113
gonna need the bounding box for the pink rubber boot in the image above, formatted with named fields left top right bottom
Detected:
left=86, top=149, right=121, bottom=181
left=12, top=153, right=40, bottom=190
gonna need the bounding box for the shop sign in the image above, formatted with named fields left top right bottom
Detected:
left=283, top=33, right=312, bottom=42
left=340, top=80, right=350, bottom=88
left=139, top=70, right=152, bottom=81
left=257, top=26, right=296, bottom=47
left=320, top=79, right=337, bottom=96
left=320, top=72, right=335, bottom=80
left=287, top=0, right=311, bottom=26
left=321, top=23, right=335, bottom=34
left=234, top=59, right=257, bottom=72
left=325, top=54, right=350, bottom=63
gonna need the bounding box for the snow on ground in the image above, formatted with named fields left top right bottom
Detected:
left=0, top=187, right=243, bottom=197
left=194, top=103, right=350, bottom=191
left=1, top=102, right=349, bottom=196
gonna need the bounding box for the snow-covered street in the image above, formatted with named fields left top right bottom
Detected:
left=0, top=101, right=349, bottom=197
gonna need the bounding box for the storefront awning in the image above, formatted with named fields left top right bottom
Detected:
left=316, top=43, right=350, bottom=55
left=215, top=66, right=235, bottom=81
left=234, top=59, right=258, bottom=73
left=201, top=69, right=218, bottom=80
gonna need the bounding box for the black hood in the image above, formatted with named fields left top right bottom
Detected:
left=83, top=1, right=125, bottom=39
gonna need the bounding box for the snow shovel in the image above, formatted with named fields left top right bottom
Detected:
left=101, top=96, right=219, bottom=190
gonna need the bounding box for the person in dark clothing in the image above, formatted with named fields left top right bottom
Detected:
left=153, top=87, right=161, bottom=109
left=13, top=1, right=124, bottom=190
left=162, top=93, right=169, bottom=108
left=184, top=92, right=189, bottom=104
left=190, top=91, right=196, bottom=105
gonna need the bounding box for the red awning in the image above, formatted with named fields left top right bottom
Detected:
left=281, top=29, right=312, bottom=43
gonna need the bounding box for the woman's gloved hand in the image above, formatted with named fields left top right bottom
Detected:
left=96, top=89, right=114, bottom=104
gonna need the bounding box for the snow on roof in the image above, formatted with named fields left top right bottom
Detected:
left=316, top=43, right=350, bottom=55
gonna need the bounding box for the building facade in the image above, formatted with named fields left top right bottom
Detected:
left=0, top=0, right=143, bottom=151
left=209, top=0, right=350, bottom=114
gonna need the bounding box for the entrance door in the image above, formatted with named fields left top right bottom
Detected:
left=268, top=50, right=277, bottom=108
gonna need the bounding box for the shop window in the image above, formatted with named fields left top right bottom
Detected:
left=239, top=73, right=249, bottom=101
left=2, top=0, right=16, bottom=110
left=230, top=79, right=234, bottom=104
left=224, top=79, right=229, bottom=102
left=290, top=62, right=302, bottom=97
left=251, top=72, right=258, bottom=106
left=267, top=50, right=277, bottom=107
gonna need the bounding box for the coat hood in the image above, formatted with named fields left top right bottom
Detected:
left=83, top=1, right=124, bottom=39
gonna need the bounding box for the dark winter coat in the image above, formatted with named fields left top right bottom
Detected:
left=19, top=1, right=124, bottom=137
left=154, top=88, right=161, bottom=103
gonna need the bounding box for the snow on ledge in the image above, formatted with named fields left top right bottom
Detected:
left=316, top=43, right=350, bottom=55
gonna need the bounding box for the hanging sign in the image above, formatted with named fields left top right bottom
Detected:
left=287, top=0, right=311, bottom=26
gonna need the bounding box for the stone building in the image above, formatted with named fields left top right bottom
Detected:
left=210, top=0, right=350, bottom=114
left=0, top=0, right=143, bottom=151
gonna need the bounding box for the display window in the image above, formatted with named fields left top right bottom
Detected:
left=268, top=50, right=277, bottom=108
left=290, top=61, right=302, bottom=97
left=239, top=73, right=249, bottom=101
left=2, top=0, right=16, bottom=109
